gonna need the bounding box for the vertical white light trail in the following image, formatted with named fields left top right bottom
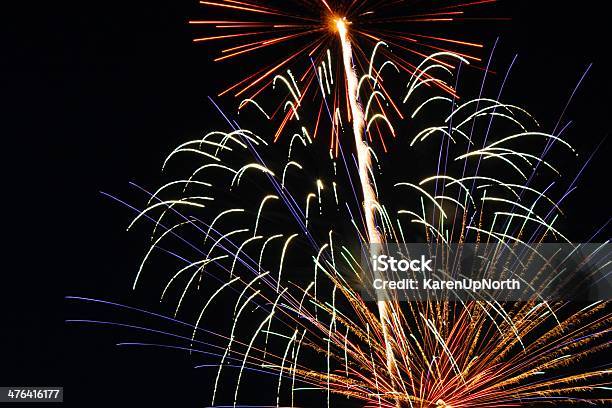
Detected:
left=336, top=18, right=399, bottom=399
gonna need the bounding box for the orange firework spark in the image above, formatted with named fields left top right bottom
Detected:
left=190, top=0, right=498, bottom=151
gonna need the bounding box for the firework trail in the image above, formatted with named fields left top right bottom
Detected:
left=336, top=17, right=400, bottom=394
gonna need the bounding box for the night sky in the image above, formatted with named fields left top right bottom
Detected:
left=3, top=0, right=610, bottom=406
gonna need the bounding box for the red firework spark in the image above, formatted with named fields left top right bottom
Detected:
left=190, top=0, right=501, bottom=152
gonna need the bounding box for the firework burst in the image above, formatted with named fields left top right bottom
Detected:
left=67, top=1, right=611, bottom=406
left=191, top=0, right=498, bottom=150
left=69, top=47, right=612, bottom=407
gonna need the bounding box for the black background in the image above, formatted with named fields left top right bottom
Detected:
left=2, top=0, right=610, bottom=406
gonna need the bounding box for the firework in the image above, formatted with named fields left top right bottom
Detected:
left=68, top=47, right=612, bottom=407
left=67, top=1, right=611, bottom=406
left=192, top=4, right=498, bottom=386
left=191, top=0, right=497, bottom=150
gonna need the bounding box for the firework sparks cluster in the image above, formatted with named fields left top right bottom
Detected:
left=191, top=0, right=496, bottom=151
left=105, top=47, right=611, bottom=406
left=70, top=1, right=611, bottom=407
